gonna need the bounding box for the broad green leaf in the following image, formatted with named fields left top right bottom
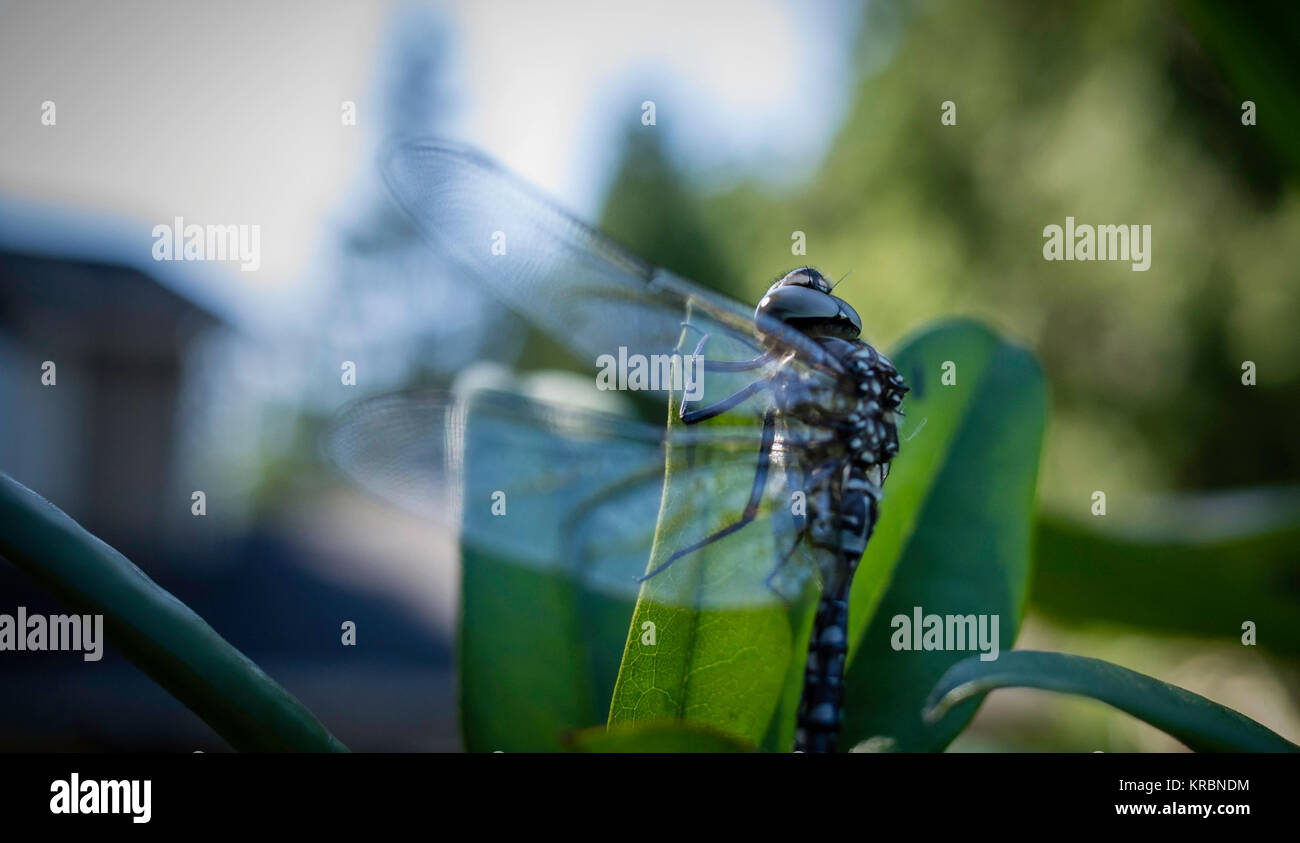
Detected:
left=925, top=650, right=1300, bottom=753
left=609, top=317, right=1047, bottom=750
left=846, top=320, right=1023, bottom=653
left=764, top=319, right=1034, bottom=751
left=605, top=346, right=800, bottom=746
left=567, top=721, right=755, bottom=753
left=839, top=321, right=1048, bottom=752
left=460, top=549, right=633, bottom=752
left=457, top=396, right=655, bottom=752
left=1032, top=487, right=1300, bottom=657
left=457, top=354, right=796, bottom=751
left=606, top=300, right=850, bottom=745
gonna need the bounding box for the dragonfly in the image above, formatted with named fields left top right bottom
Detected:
left=326, top=139, right=907, bottom=753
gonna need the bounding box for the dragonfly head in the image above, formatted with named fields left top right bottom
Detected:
left=756, top=267, right=862, bottom=340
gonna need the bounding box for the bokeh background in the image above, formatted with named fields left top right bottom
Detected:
left=0, top=0, right=1297, bottom=750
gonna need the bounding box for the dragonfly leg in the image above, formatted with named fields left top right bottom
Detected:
left=705, top=354, right=771, bottom=372
left=681, top=325, right=772, bottom=372
left=679, top=378, right=768, bottom=423
left=637, top=409, right=776, bottom=582
left=679, top=320, right=763, bottom=358
left=762, top=524, right=807, bottom=608
left=763, top=460, right=808, bottom=604
left=556, top=461, right=669, bottom=588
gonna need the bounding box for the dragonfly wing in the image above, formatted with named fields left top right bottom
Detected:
left=325, top=387, right=669, bottom=536
left=380, top=139, right=847, bottom=382
left=325, top=386, right=814, bottom=608
left=325, top=389, right=459, bottom=521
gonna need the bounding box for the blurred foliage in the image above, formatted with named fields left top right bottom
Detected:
left=600, top=130, right=740, bottom=292
left=1034, top=487, right=1300, bottom=658
left=591, top=0, right=1300, bottom=749
left=599, top=0, right=1300, bottom=510
left=1177, top=0, right=1300, bottom=180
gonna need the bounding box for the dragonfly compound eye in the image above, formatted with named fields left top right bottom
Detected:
left=756, top=283, right=862, bottom=340
left=771, top=266, right=832, bottom=292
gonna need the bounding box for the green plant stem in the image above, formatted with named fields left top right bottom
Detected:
left=925, top=650, right=1299, bottom=753
left=0, top=472, right=347, bottom=752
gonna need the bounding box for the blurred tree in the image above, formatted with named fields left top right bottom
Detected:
left=598, top=128, right=741, bottom=296
left=598, top=0, right=1300, bottom=503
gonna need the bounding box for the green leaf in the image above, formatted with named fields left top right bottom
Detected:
left=454, top=387, right=665, bottom=749
left=0, top=472, right=347, bottom=752
left=566, top=721, right=756, bottom=753
left=460, top=549, right=631, bottom=752
left=838, top=320, right=1048, bottom=752
left=604, top=429, right=799, bottom=746
left=925, top=650, right=1300, bottom=753
left=1032, top=487, right=1300, bottom=656
left=607, top=317, right=1047, bottom=751
left=606, top=309, right=815, bottom=746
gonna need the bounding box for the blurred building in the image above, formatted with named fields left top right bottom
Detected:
left=0, top=176, right=466, bottom=754
left=0, top=201, right=229, bottom=555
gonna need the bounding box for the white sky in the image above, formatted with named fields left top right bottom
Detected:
left=0, top=0, right=858, bottom=315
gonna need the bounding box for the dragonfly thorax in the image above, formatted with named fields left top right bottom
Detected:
left=771, top=333, right=905, bottom=557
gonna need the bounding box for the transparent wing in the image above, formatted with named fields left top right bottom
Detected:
left=380, top=138, right=849, bottom=385
left=329, top=138, right=847, bottom=609
left=325, top=387, right=817, bottom=609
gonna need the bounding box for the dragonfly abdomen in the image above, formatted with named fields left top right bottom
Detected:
left=794, top=572, right=852, bottom=753
left=786, top=337, right=901, bottom=753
